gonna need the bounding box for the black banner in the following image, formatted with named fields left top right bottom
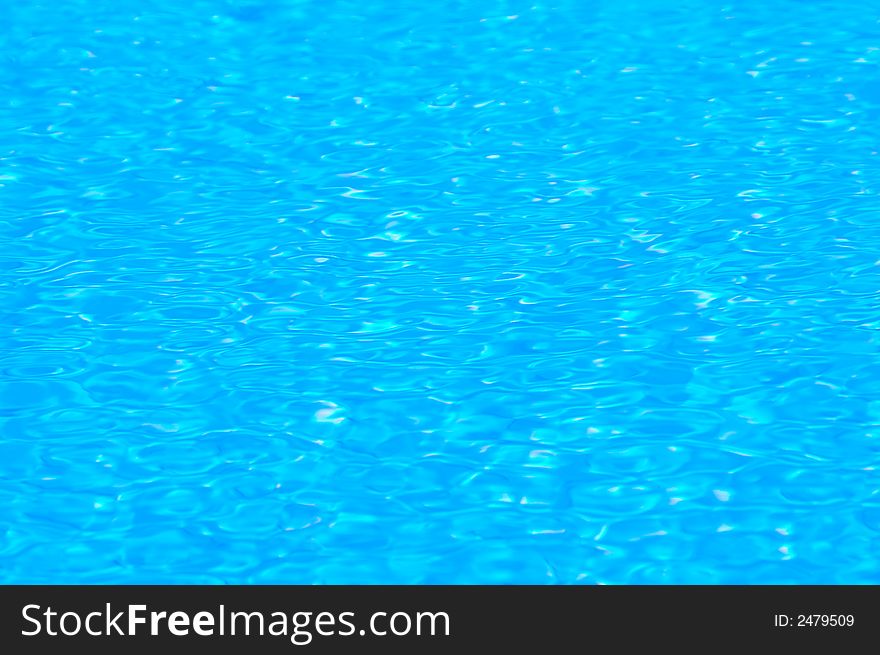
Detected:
left=0, top=586, right=873, bottom=652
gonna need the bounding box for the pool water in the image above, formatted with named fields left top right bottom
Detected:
left=2, top=0, right=880, bottom=583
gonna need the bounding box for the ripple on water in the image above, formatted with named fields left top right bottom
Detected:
left=2, top=0, right=880, bottom=583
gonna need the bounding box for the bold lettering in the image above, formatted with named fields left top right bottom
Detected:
left=167, top=611, right=190, bottom=636
left=128, top=605, right=146, bottom=635
left=150, top=611, right=167, bottom=635
left=192, top=611, right=214, bottom=636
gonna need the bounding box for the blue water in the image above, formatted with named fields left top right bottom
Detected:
left=2, top=0, right=880, bottom=584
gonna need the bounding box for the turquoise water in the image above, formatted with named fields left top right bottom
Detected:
left=2, top=0, right=880, bottom=583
